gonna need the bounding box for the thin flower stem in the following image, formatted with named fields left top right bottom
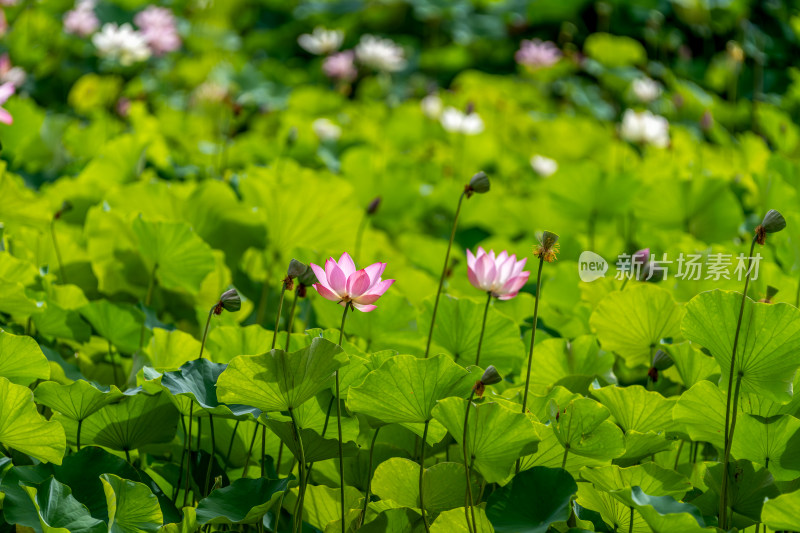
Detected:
left=108, top=340, right=120, bottom=388
left=425, top=191, right=466, bottom=358
left=720, top=374, right=744, bottom=529
left=223, top=420, right=239, bottom=475
left=198, top=308, right=214, bottom=360
left=475, top=292, right=492, bottom=367
left=138, top=264, right=158, bottom=354
left=285, top=287, right=300, bottom=351
left=50, top=220, right=68, bottom=285
left=516, top=256, right=545, bottom=475
left=674, top=440, right=685, bottom=471
left=305, top=396, right=335, bottom=482
left=419, top=420, right=431, bottom=533
left=336, top=304, right=350, bottom=533
left=77, top=419, right=82, bottom=451
left=561, top=445, right=569, bottom=470
left=182, top=405, right=194, bottom=507
left=204, top=414, right=216, bottom=496
left=242, top=422, right=259, bottom=478
left=272, top=285, right=287, bottom=350
left=719, top=236, right=757, bottom=529
left=628, top=506, right=634, bottom=533
left=288, top=408, right=307, bottom=533
left=261, top=425, right=267, bottom=478
left=462, top=392, right=477, bottom=533
left=359, top=427, right=381, bottom=527
left=173, top=416, right=188, bottom=502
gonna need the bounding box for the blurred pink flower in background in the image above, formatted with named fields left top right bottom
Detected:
left=134, top=5, right=181, bottom=55
left=0, top=0, right=19, bottom=5
left=0, top=53, right=25, bottom=87
left=0, top=82, right=15, bottom=124
left=0, top=11, right=8, bottom=37
left=323, top=51, right=357, bottom=81
left=515, top=39, right=561, bottom=68
left=63, top=0, right=99, bottom=37
left=310, top=252, right=394, bottom=312
left=467, top=247, right=530, bottom=300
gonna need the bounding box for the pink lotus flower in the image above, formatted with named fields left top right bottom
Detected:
left=0, top=82, right=15, bottom=125
left=467, top=247, right=530, bottom=300
left=310, top=252, right=394, bottom=312
left=515, top=39, right=561, bottom=69
left=323, top=51, right=357, bottom=81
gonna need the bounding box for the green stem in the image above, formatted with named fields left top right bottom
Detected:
left=108, top=340, right=120, bottom=388
left=199, top=308, right=214, bottom=360
left=719, top=236, right=757, bottom=529
left=285, top=287, right=300, bottom=352
left=474, top=293, right=492, bottom=367
left=173, top=416, right=188, bottom=503
left=419, top=420, right=431, bottom=533
left=242, top=422, right=259, bottom=478
left=224, top=420, right=239, bottom=474
left=720, top=374, right=744, bottom=529
left=674, top=440, right=685, bottom=471
left=561, top=445, right=569, bottom=470
left=628, top=506, right=634, bottom=533
left=425, top=191, right=466, bottom=358
left=516, top=256, right=545, bottom=474
left=261, top=425, right=267, bottom=478
left=276, top=443, right=284, bottom=477
left=204, top=414, right=216, bottom=496
left=183, top=407, right=195, bottom=506
left=77, top=419, right=82, bottom=451
left=305, top=396, right=335, bottom=481
left=137, top=264, right=158, bottom=355
left=336, top=304, right=350, bottom=533
left=125, top=449, right=131, bottom=464
left=462, top=392, right=477, bottom=533
left=359, top=428, right=381, bottom=528
left=50, top=220, right=68, bottom=284
left=272, top=285, right=287, bottom=350
left=288, top=408, right=307, bottom=533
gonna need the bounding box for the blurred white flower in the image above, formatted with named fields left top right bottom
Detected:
left=193, top=80, right=228, bottom=105
left=421, top=94, right=442, bottom=119
left=92, top=23, right=151, bottom=66
left=0, top=54, right=25, bottom=87
left=298, top=27, right=344, bottom=55
left=323, top=51, right=357, bottom=81
left=530, top=155, right=558, bottom=177
left=355, top=35, right=406, bottom=72
left=620, top=109, right=669, bottom=148
left=63, top=0, right=99, bottom=37
left=313, top=118, right=341, bottom=142
left=440, top=107, right=484, bottom=135
left=515, top=39, right=561, bottom=68
left=135, top=6, right=181, bottom=55
left=632, top=77, right=661, bottom=103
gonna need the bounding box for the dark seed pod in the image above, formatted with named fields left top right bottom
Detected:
left=218, top=288, right=241, bottom=313
left=480, top=365, right=502, bottom=386
left=287, top=259, right=306, bottom=279
left=761, top=210, right=786, bottom=234
left=366, top=196, right=382, bottom=215
left=298, top=265, right=318, bottom=287
left=465, top=171, right=490, bottom=197
left=652, top=349, right=673, bottom=371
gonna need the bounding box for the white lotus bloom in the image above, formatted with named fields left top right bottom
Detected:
left=420, top=94, right=442, bottom=119
left=92, top=23, right=151, bottom=66
left=312, top=118, right=341, bottom=142
left=620, top=109, right=669, bottom=148
left=355, top=35, right=406, bottom=72
left=632, top=77, right=661, bottom=103
left=440, top=107, right=484, bottom=135
left=298, top=27, right=343, bottom=55
left=530, top=155, right=558, bottom=177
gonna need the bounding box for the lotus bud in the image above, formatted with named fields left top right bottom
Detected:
left=533, top=231, right=560, bottom=263
left=54, top=200, right=73, bottom=220
left=652, top=349, right=673, bottom=371
left=465, top=101, right=475, bottom=115
left=759, top=286, right=779, bottom=304
left=287, top=259, right=306, bottom=279
left=366, top=196, right=382, bottom=215
left=480, top=365, right=502, bottom=386
left=298, top=265, right=318, bottom=287
left=215, top=288, right=241, bottom=314
left=286, top=126, right=298, bottom=148
left=465, top=171, right=490, bottom=197
left=755, top=209, right=786, bottom=245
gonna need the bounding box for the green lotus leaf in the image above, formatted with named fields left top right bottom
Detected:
left=370, top=458, right=480, bottom=514
left=359, top=508, right=422, bottom=532
left=519, top=421, right=609, bottom=476
left=79, top=300, right=149, bottom=354
left=195, top=477, right=290, bottom=525
left=101, top=473, right=163, bottom=533
left=158, top=507, right=197, bottom=533
left=432, top=398, right=540, bottom=483
left=32, top=303, right=92, bottom=342
left=430, top=506, right=493, bottom=533
left=662, top=342, right=719, bottom=389
left=217, top=337, right=347, bottom=412
left=762, top=488, right=800, bottom=531
left=618, top=431, right=674, bottom=461
left=419, top=295, right=526, bottom=375
left=281, top=484, right=363, bottom=532
left=547, top=397, right=625, bottom=461
left=624, top=487, right=708, bottom=533
left=159, top=358, right=248, bottom=417
left=575, top=482, right=648, bottom=533
left=146, top=328, right=201, bottom=371
left=520, top=386, right=579, bottom=422
left=21, top=477, right=106, bottom=533
left=590, top=284, right=683, bottom=367
left=34, top=379, right=124, bottom=422
left=0, top=330, right=50, bottom=385
left=732, top=413, right=800, bottom=481
left=56, top=390, right=179, bottom=451
left=131, top=217, right=215, bottom=294
left=348, top=354, right=473, bottom=425
left=672, top=380, right=725, bottom=449
left=682, top=289, right=800, bottom=403
left=529, top=335, right=615, bottom=388
left=206, top=324, right=273, bottom=364
left=263, top=418, right=359, bottom=463
left=486, top=466, right=577, bottom=533
left=703, top=459, right=779, bottom=526
left=0, top=376, right=65, bottom=464
left=581, top=464, right=691, bottom=500
left=0, top=252, right=38, bottom=284
left=0, top=280, right=42, bottom=316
